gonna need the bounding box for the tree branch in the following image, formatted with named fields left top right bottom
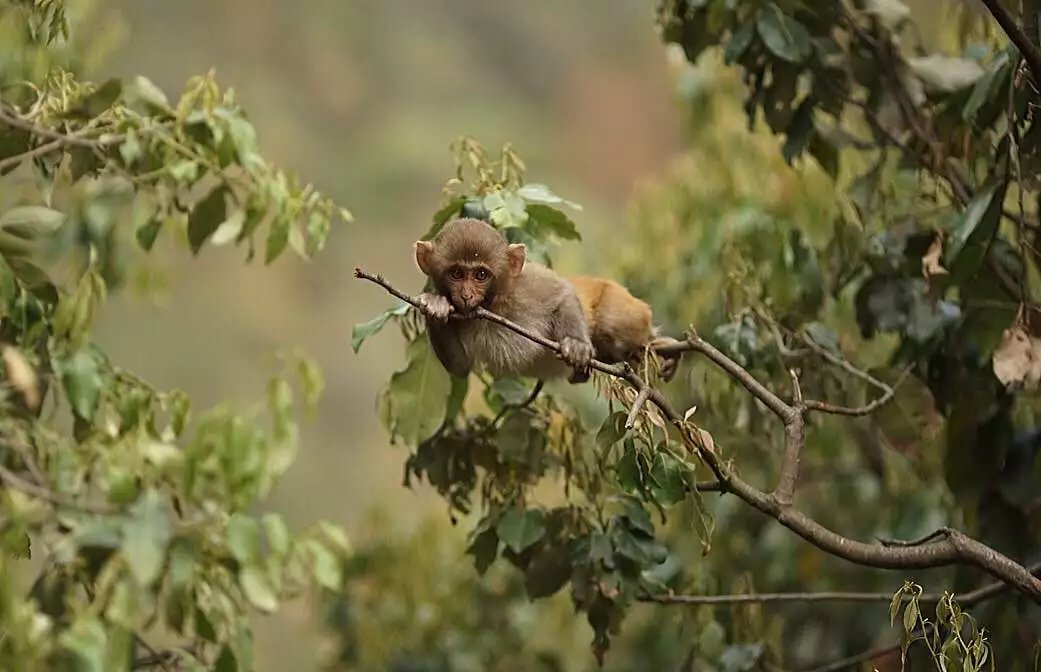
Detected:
left=624, top=386, right=653, bottom=430
left=0, top=105, right=124, bottom=173
left=774, top=369, right=806, bottom=506
left=643, top=560, right=1041, bottom=606
left=355, top=269, right=1041, bottom=604
left=979, top=0, right=1041, bottom=84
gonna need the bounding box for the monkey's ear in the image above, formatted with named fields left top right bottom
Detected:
left=414, top=241, right=435, bottom=275
left=506, top=243, right=526, bottom=277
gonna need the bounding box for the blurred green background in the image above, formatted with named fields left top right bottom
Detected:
left=90, top=1, right=684, bottom=668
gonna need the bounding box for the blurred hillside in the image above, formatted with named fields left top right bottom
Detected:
left=88, top=1, right=684, bottom=669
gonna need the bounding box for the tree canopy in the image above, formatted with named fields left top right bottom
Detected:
left=6, top=0, right=1041, bottom=671
left=350, top=1, right=1041, bottom=670
left=0, top=2, right=350, bottom=669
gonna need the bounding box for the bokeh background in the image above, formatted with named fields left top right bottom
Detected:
left=90, top=1, right=685, bottom=669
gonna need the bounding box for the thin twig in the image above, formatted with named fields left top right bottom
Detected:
left=0, top=107, right=124, bottom=173
left=800, top=640, right=901, bottom=672
left=131, top=634, right=175, bottom=672
left=624, top=387, right=652, bottom=430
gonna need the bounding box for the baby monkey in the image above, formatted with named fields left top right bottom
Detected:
left=414, top=218, right=681, bottom=383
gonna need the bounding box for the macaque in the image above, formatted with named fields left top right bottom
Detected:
left=414, top=217, right=681, bottom=383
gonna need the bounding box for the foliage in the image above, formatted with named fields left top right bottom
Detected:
left=358, top=1, right=1041, bottom=669
left=0, top=2, right=350, bottom=670
left=358, top=136, right=723, bottom=664
left=320, top=514, right=586, bottom=672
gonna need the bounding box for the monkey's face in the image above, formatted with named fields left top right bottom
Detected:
left=444, top=263, right=494, bottom=313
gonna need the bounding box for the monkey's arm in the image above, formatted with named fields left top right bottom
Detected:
left=549, top=289, right=595, bottom=382
left=418, top=292, right=472, bottom=378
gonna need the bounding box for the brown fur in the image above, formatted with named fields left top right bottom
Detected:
left=415, top=218, right=594, bottom=382
left=415, top=218, right=680, bottom=382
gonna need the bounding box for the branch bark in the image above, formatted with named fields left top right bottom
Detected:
left=643, top=560, right=1041, bottom=606
left=355, top=268, right=1041, bottom=604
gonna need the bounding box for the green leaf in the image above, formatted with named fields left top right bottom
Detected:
left=265, top=214, right=290, bottom=264
left=123, top=75, right=171, bottom=113
left=308, top=540, right=342, bottom=590
left=649, top=451, right=686, bottom=505
left=445, top=375, right=469, bottom=422
left=782, top=99, right=815, bottom=164
left=429, top=195, right=466, bottom=233
left=136, top=215, right=163, bottom=252
left=903, top=599, right=919, bottom=634
left=0, top=205, right=66, bottom=238
left=945, top=182, right=1001, bottom=265
left=524, top=544, right=572, bottom=598
left=68, top=78, right=122, bottom=118
left=596, top=411, right=627, bottom=450
left=187, top=186, right=228, bottom=255
left=351, top=303, right=409, bottom=353
left=486, top=191, right=529, bottom=229
left=239, top=564, right=278, bottom=612
left=121, top=489, right=172, bottom=586
left=724, top=21, right=756, bottom=64
left=59, top=615, right=107, bottom=672
left=517, top=183, right=582, bottom=210
left=105, top=578, right=149, bottom=629
left=756, top=4, right=812, bottom=64
left=526, top=204, right=581, bottom=242
left=485, top=376, right=532, bottom=409
left=210, top=209, right=246, bottom=246
left=383, top=336, right=453, bottom=444
left=226, top=513, right=261, bottom=564
left=963, top=51, right=1011, bottom=123
left=119, top=129, right=142, bottom=166
left=466, top=526, right=499, bottom=575
left=617, top=495, right=654, bottom=536
left=808, top=134, right=839, bottom=178
left=495, top=507, right=546, bottom=553
left=262, top=513, right=290, bottom=557
left=804, top=322, right=840, bottom=354
left=60, top=347, right=105, bottom=421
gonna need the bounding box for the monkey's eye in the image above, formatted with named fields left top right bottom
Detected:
left=449, top=267, right=465, bottom=280
left=473, top=268, right=490, bottom=282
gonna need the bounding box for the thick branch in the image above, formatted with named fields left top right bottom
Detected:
left=979, top=0, right=1041, bottom=84
left=355, top=269, right=1041, bottom=604
left=661, top=337, right=794, bottom=421
left=774, top=370, right=805, bottom=505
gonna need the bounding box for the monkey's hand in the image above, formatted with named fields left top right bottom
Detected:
left=559, top=336, right=594, bottom=382
left=418, top=293, right=454, bottom=322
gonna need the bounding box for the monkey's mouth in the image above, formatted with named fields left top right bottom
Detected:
left=453, top=297, right=482, bottom=313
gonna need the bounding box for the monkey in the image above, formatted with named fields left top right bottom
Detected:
left=413, top=217, right=682, bottom=383
left=414, top=217, right=595, bottom=382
